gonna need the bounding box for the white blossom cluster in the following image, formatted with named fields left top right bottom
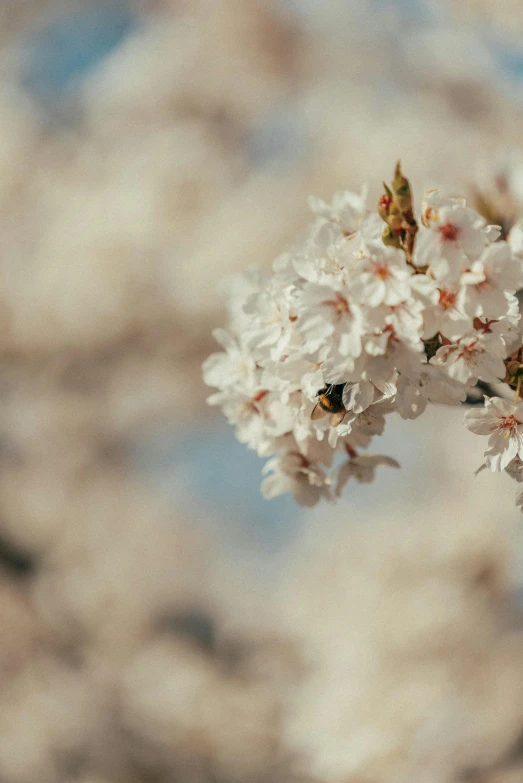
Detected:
left=204, top=179, right=523, bottom=507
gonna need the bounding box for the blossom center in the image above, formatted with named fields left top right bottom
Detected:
left=439, top=223, right=460, bottom=242
left=323, top=293, right=350, bottom=317
left=499, top=415, right=520, bottom=438
left=374, top=263, right=391, bottom=280
left=438, top=289, right=456, bottom=310
left=457, top=340, right=479, bottom=365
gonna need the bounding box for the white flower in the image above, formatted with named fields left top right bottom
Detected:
left=293, top=221, right=350, bottom=288
left=261, top=355, right=323, bottom=402
left=365, top=296, right=426, bottom=348
left=422, top=283, right=471, bottom=341
left=308, top=188, right=367, bottom=237
left=419, top=191, right=491, bottom=268
left=465, top=397, right=523, bottom=471
left=472, top=295, right=522, bottom=352
left=261, top=449, right=331, bottom=506
left=296, top=283, right=363, bottom=358
left=220, top=270, right=265, bottom=334
left=361, top=331, right=423, bottom=391
left=430, top=333, right=506, bottom=385
left=348, top=241, right=413, bottom=307
left=351, top=399, right=394, bottom=436
left=395, top=364, right=466, bottom=420
left=460, top=242, right=523, bottom=319
left=203, top=329, right=258, bottom=393
left=242, top=286, right=295, bottom=361
left=208, top=388, right=274, bottom=455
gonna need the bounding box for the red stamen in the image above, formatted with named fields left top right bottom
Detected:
left=500, top=415, right=520, bottom=435
left=439, top=223, right=460, bottom=242
left=473, top=317, right=497, bottom=333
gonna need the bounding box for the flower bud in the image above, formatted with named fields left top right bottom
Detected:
left=386, top=202, right=403, bottom=232
left=378, top=183, right=393, bottom=221
left=392, top=161, right=412, bottom=213
left=382, top=226, right=402, bottom=248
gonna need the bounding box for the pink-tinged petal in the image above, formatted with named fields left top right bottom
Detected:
left=464, top=409, right=498, bottom=435
left=488, top=397, right=517, bottom=418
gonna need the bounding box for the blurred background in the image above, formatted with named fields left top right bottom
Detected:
left=2, top=1, right=523, bottom=782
